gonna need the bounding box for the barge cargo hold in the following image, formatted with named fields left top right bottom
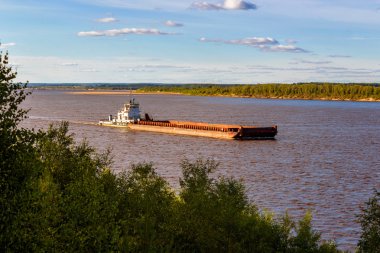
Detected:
left=99, top=99, right=278, bottom=140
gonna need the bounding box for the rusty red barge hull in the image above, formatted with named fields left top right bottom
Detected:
left=127, top=120, right=277, bottom=140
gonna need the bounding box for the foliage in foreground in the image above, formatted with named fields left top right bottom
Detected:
left=1, top=120, right=340, bottom=252
left=1, top=50, right=378, bottom=252
left=138, top=83, right=380, bottom=101
left=357, top=191, right=380, bottom=253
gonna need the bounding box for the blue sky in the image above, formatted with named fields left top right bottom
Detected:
left=1, top=0, right=380, bottom=83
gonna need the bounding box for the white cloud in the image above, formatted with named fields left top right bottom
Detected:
left=199, top=37, right=219, bottom=42
left=78, top=28, right=173, bottom=37
left=190, top=2, right=223, bottom=10
left=229, top=37, right=278, bottom=46
left=0, top=42, right=16, bottom=49
left=200, top=36, right=308, bottom=53
left=223, top=0, right=256, bottom=10
left=191, top=0, right=256, bottom=10
left=164, top=20, right=184, bottom=27
left=264, top=45, right=309, bottom=53
left=200, top=37, right=278, bottom=46
left=96, top=17, right=118, bottom=23
left=78, top=31, right=104, bottom=37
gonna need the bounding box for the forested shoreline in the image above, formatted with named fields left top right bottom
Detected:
left=29, top=83, right=380, bottom=101
left=2, top=51, right=380, bottom=252
left=138, top=83, right=380, bottom=101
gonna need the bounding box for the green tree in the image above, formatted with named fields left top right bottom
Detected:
left=357, top=190, right=380, bottom=253
left=0, top=50, right=42, bottom=251
left=36, top=122, right=118, bottom=252
left=174, top=159, right=340, bottom=253
left=116, top=163, right=176, bottom=252
left=138, top=83, right=380, bottom=101
left=290, top=211, right=322, bottom=252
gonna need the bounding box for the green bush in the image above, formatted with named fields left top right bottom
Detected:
left=0, top=51, right=41, bottom=251
left=357, top=191, right=380, bottom=253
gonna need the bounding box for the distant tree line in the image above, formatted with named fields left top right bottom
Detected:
left=29, top=83, right=156, bottom=90
left=138, top=83, right=380, bottom=101
left=2, top=51, right=380, bottom=252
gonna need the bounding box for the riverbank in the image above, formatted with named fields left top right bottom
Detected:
left=137, top=83, right=380, bottom=102
left=64, top=89, right=380, bottom=102
left=64, top=90, right=182, bottom=96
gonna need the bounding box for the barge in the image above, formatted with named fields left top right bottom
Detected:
left=99, top=99, right=277, bottom=140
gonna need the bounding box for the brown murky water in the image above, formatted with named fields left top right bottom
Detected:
left=22, top=90, right=380, bottom=251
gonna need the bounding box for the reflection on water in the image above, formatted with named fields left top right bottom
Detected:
left=22, top=90, right=380, bottom=251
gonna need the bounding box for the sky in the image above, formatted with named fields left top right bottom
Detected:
left=1, top=0, right=380, bottom=83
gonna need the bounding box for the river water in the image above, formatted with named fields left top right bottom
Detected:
left=22, top=90, right=380, bottom=251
